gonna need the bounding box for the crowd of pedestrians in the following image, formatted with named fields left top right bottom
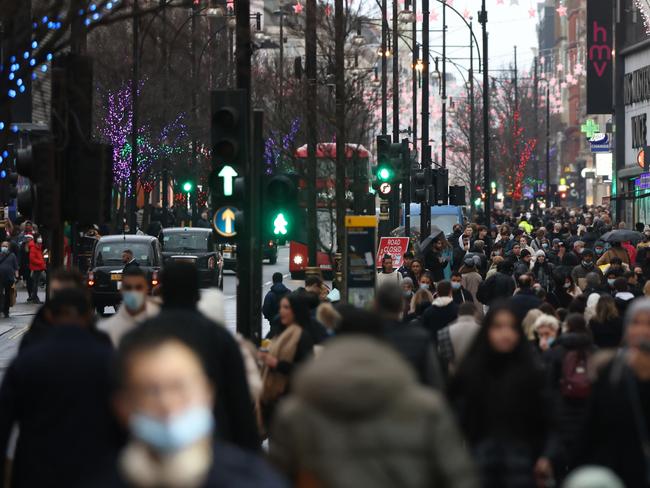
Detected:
left=0, top=205, right=648, bottom=487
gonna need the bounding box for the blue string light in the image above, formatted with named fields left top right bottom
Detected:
left=9, top=56, right=15, bottom=63
left=8, top=73, right=14, bottom=81
left=3, top=151, right=9, bottom=158
left=29, top=59, right=36, bottom=67
left=41, top=65, right=48, bottom=73
left=106, top=2, right=113, bottom=8
left=16, top=79, right=22, bottom=86
left=22, top=51, right=29, bottom=60
left=31, top=41, right=38, bottom=49
left=10, top=125, right=18, bottom=133
left=1, top=171, right=7, bottom=179
left=0, top=123, right=5, bottom=131
left=41, top=16, right=48, bottom=24
left=19, top=85, right=25, bottom=93
left=85, top=18, right=91, bottom=26
left=7, top=90, right=16, bottom=98
left=92, top=13, right=100, bottom=20
left=90, top=3, right=97, bottom=11
left=31, top=73, right=37, bottom=80
left=46, top=53, right=53, bottom=61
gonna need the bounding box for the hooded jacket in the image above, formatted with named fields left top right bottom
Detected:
left=421, top=297, right=459, bottom=344
left=263, top=283, right=291, bottom=323
left=269, top=337, right=479, bottom=488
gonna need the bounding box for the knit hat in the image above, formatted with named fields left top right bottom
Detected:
left=520, top=249, right=531, bottom=258
left=535, top=250, right=545, bottom=258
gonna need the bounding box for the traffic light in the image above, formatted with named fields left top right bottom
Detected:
left=0, top=145, right=18, bottom=206
left=264, top=173, right=298, bottom=239
left=182, top=180, right=194, bottom=193
left=16, top=141, right=59, bottom=224
left=373, top=135, right=395, bottom=198
left=432, top=168, right=449, bottom=205
left=412, top=168, right=431, bottom=204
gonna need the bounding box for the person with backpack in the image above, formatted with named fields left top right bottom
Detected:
left=263, top=273, right=291, bottom=338
left=544, top=313, right=596, bottom=479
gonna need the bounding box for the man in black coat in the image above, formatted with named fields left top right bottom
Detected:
left=421, top=281, right=459, bottom=345
left=263, top=272, right=291, bottom=338
left=375, top=282, right=443, bottom=389
left=509, top=274, right=542, bottom=322
left=477, top=260, right=516, bottom=306
left=121, top=249, right=140, bottom=273
left=0, top=289, right=121, bottom=488
left=136, top=262, right=260, bottom=451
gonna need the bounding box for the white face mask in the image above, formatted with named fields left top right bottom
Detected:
left=36, top=238, right=43, bottom=244
left=419, top=283, right=429, bottom=290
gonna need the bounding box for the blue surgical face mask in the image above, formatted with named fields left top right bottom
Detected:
left=130, top=405, right=214, bottom=453
left=546, top=337, right=555, bottom=348
left=0, top=247, right=8, bottom=254
left=451, top=282, right=461, bottom=290
left=122, top=291, right=145, bottom=313
left=420, top=283, right=429, bottom=290
left=607, top=278, right=615, bottom=287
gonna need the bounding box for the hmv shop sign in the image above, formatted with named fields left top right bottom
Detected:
left=586, top=0, right=613, bottom=114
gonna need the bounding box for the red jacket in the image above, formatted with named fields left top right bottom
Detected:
left=28, top=241, right=46, bottom=271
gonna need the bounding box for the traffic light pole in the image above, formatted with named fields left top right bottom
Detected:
left=234, top=0, right=256, bottom=339
left=305, top=0, right=318, bottom=271
left=402, top=139, right=411, bottom=237
left=479, top=0, right=490, bottom=228
left=129, top=0, right=140, bottom=234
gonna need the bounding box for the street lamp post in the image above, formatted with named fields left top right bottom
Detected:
left=441, top=0, right=446, bottom=168
left=479, top=0, right=490, bottom=228
left=129, top=0, right=139, bottom=234
left=546, top=85, right=551, bottom=208
left=381, top=0, right=388, bottom=135
left=421, top=0, right=431, bottom=242
left=469, top=20, right=476, bottom=214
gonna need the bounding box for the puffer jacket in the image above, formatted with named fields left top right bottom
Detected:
left=269, top=337, right=479, bottom=488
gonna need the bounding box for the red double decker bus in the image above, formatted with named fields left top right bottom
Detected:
left=289, top=143, right=371, bottom=278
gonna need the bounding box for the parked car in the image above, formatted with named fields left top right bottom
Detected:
left=160, top=227, right=223, bottom=288
left=214, top=237, right=279, bottom=273
left=87, top=235, right=163, bottom=314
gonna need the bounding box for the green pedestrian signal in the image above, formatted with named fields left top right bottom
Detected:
left=182, top=181, right=193, bottom=192
left=273, top=212, right=289, bottom=236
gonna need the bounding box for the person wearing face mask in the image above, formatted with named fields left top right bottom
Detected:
left=400, top=277, right=415, bottom=316
left=27, top=233, right=46, bottom=304
left=0, top=241, right=18, bottom=318
left=571, top=249, right=602, bottom=291
left=99, top=267, right=160, bottom=346
left=418, top=272, right=435, bottom=294
left=532, top=313, right=560, bottom=353
left=98, top=327, right=287, bottom=488
left=451, top=272, right=473, bottom=304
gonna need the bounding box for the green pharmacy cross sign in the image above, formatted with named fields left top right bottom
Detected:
left=580, top=119, right=600, bottom=139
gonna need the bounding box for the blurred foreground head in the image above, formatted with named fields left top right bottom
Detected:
left=115, top=326, right=214, bottom=454
left=562, top=466, right=624, bottom=488
left=44, top=288, right=93, bottom=328
left=374, top=282, right=403, bottom=321
left=160, top=262, right=201, bottom=309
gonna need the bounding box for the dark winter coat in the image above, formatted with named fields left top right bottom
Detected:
left=383, top=319, right=443, bottom=388
left=421, top=297, right=458, bottom=345
left=588, top=316, right=624, bottom=349
left=508, top=289, right=542, bottom=323
left=88, top=441, right=288, bottom=488
left=452, top=286, right=474, bottom=305
left=262, top=283, right=290, bottom=323
left=0, top=251, right=18, bottom=286
left=135, top=308, right=260, bottom=451
left=0, top=327, right=121, bottom=488
left=543, top=333, right=596, bottom=469
left=476, top=272, right=515, bottom=306
left=577, top=354, right=650, bottom=488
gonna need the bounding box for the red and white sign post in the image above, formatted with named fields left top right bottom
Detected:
left=376, top=237, right=410, bottom=268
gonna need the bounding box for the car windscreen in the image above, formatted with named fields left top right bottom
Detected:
left=94, top=242, right=152, bottom=267
left=162, top=232, right=210, bottom=252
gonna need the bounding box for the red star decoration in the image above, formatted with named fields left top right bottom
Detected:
left=463, top=8, right=470, bottom=19
left=324, top=4, right=332, bottom=16
left=556, top=4, right=567, bottom=16
left=431, top=9, right=439, bottom=21
left=293, top=2, right=303, bottom=14
left=445, top=0, right=453, bottom=6
left=528, top=7, right=536, bottom=18
left=496, top=0, right=504, bottom=4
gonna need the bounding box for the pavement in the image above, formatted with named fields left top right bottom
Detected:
left=0, top=287, right=43, bottom=382
left=0, top=245, right=307, bottom=382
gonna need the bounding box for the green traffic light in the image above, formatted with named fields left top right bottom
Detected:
left=273, top=212, right=289, bottom=236
left=377, top=166, right=393, bottom=182
left=182, top=181, right=193, bottom=192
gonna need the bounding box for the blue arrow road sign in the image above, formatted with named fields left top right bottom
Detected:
left=213, top=206, right=238, bottom=237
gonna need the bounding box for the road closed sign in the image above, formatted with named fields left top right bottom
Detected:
left=376, top=237, right=410, bottom=268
